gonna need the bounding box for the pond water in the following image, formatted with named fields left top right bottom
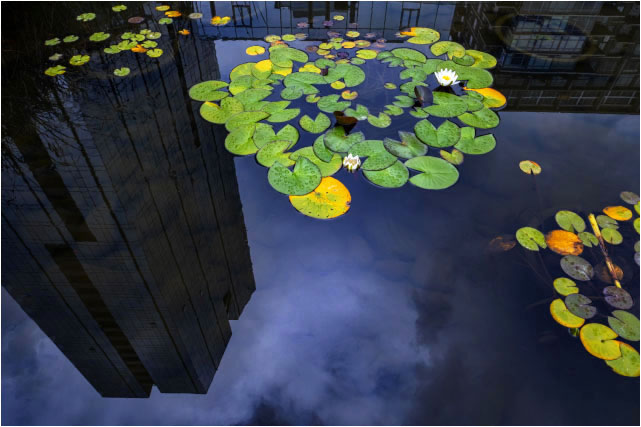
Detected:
left=1, top=1, right=639, bottom=425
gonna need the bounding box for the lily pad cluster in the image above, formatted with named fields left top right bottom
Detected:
left=516, top=191, right=640, bottom=377
left=189, top=26, right=505, bottom=218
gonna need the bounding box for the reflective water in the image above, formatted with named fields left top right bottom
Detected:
left=2, top=1, right=639, bottom=425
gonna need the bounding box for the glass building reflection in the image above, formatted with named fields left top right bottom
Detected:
left=1, top=0, right=639, bottom=399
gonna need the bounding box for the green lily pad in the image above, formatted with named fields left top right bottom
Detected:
left=458, top=108, right=499, bottom=129
left=104, top=46, right=121, bottom=54
left=393, top=95, right=416, bottom=108
left=399, top=81, right=427, bottom=97
left=260, top=101, right=290, bottom=114
left=367, top=113, right=391, bottom=128
left=351, top=58, right=366, bottom=65
left=550, top=298, right=585, bottom=328
left=565, top=294, right=596, bottom=319
left=347, top=140, right=396, bottom=171
left=384, top=83, right=397, bottom=90
left=410, top=108, right=430, bottom=119
left=608, top=311, right=639, bottom=341
left=313, top=134, right=334, bottom=163
left=406, top=28, right=440, bottom=45
left=44, top=65, right=66, bottom=76
left=580, top=323, right=621, bottom=360
left=315, top=58, right=336, bottom=69
left=363, top=161, right=409, bottom=188
left=225, top=111, right=270, bottom=132
left=113, top=67, right=130, bottom=77
left=424, top=92, right=468, bottom=118
left=117, top=40, right=136, bottom=50
left=234, top=88, right=272, bottom=108
left=142, top=40, right=158, bottom=49
left=290, top=147, right=342, bottom=177
left=430, top=41, right=465, bottom=58
left=603, top=286, right=633, bottom=310
left=560, top=255, right=594, bottom=281
left=48, top=53, right=62, bottom=61
left=256, top=140, right=295, bottom=168
left=253, top=123, right=298, bottom=149
left=45, top=38, right=61, bottom=46
left=578, top=232, right=599, bottom=247
left=200, top=98, right=244, bottom=124
left=553, top=277, right=579, bottom=296
left=635, top=218, right=640, bottom=233
left=400, top=68, right=428, bottom=82
left=112, top=5, right=127, bottom=12
left=461, top=95, right=484, bottom=112
left=147, top=49, right=163, bottom=58
left=270, top=46, right=308, bottom=68
left=268, top=157, right=322, bottom=196
left=390, top=47, right=427, bottom=63
left=300, top=113, right=331, bottom=134
left=383, top=132, right=427, bottom=159
left=405, top=156, right=459, bottom=190
left=440, top=149, right=464, bottom=165
left=159, top=18, right=173, bottom=24
left=69, top=55, right=90, bottom=66
left=384, top=105, right=403, bottom=116
left=597, top=215, right=619, bottom=230
left=89, top=32, right=110, bottom=42
left=63, top=35, right=79, bottom=43
left=344, top=104, right=369, bottom=120
left=602, top=228, right=623, bottom=245
left=280, top=86, right=303, bottom=100
left=465, top=50, right=497, bottom=69
left=356, top=49, right=377, bottom=59
left=454, top=127, right=495, bottom=154
left=453, top=54, right=475, bottom=66
left=306, top=94, right=320, bottom=103
left=189, top=80, right=229, bottom=101
left=324, top=63, right=366, bottom=87
left=146, top=31, right=162, bottom=40
left=556, top=210, right=586, bottom=233
left=266, top=108, right=300, bottom=123
left=414, top=120, right=460, bottom=148
left=225, top=125, right=258, bottom=155
left=324, top=126, right=364, bottom=153
left=606, top=343, right=640, bottom=377
left=76, top=12, right=96, bottom=22
left=516, top=227, right=547, bottom=251
left=317, top=94, right=350, bottom=113
left=620, top=191, right=640, bottom=204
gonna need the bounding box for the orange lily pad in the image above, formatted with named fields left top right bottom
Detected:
left=545, top=229, right=584, bottom=256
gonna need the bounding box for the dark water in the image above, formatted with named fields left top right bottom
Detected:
left=2, top=2, right=640, bottom=425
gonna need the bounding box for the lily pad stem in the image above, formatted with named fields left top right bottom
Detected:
left=588, top=213, right=621, bottom=288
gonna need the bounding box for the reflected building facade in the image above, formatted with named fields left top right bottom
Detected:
left=1, top=3, right=255, bottom=397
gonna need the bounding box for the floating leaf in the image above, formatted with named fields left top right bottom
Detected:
left=44, top=65, right=66, bottom=76
left=545, top=230, right=584, bottom=256
left=156, top=5, right=170, bottom=11
left=289, top=177, right=350, bottom=219
left=345, top=31, right=360, bottom=38
left=555, top=210, right=586, bottom=233
left=268, top=157, right=322, bottom=196
left=384, top=83, right=397, bottom=90
left=179, top=28, right=192, bottom=35
left=519, top=160, right=541, bottom=175
left=341, top=90, right=358, bottom=100
left=141, top=40, right=158, bottom=48
left=128, top=16, right=145, bottom=24
left=356, top=49, right=377, bottom=60
left=104, top=46, right=121, bottom=54
left=635, top=218, right=640, bottom=234
left=225, top=111, right=270, bottom=131
left=48, top=53, right=62, bottom=61
left=553, top=277, right=579, bottom=296
left=76, top=12, right=96, bottom=22
left=211, top=16, right=231, bottom=25
left=253, top=124, right=298, bottom=149
left=606, top=343, right=640, bottom=377
left=200, top=98, right=243, bottom=124
left=63, top=35, right=79, bottom=43
left=464, top=87, right=505, bottom=108
left=404, top=27, right=440, bottom=45
left=343, top=104, right=369, bottom=121
left=414, top=120, right=460, bottom=148
left=430, top=41, right=465, bottom=58
left=390, top=47, right=427, bottom=63
left=266, top=108, right=300, bottom=123
left=256, top=140, right=295, bottom=168
left=458, top=108, right=499, bottom=129
left=45, top=38, right=61, bottom=46
left=596, top=215, right=618, bottom=229
left=89, top=32, right=110, bottom=42
left=225, top=125, right=258, bottom=156
left=165, top=10, right=181, bottom=17
left=465, top=50, right=497, bottom=69
left=405, top=156, right=459, bottom=190
left=424, top=92, right=467, bottom=118
left=189, top=80, right=229, bottom=101
left=602, top=228, right=623, bottom=245
left=608, top=311, right=639, bottom=342
left=290, top=147, right=342, bottom=177
left=620, top=191, right=640, bottom=204
left=454, top=128, right=495, bottom=155
left=560, top=255, right=594, bottom=281
left=317, top=94, right=350, bottom=113
left=603, top=286, right=633, bottom=310
left=550, top=299, right=585, bottom=328
left=246, top=46, right=266, bottom=56
left=383, top=132, right=427, bottom=159
left=280, top=86, right=303, bottom=100
left=147, top=49, right=163, bottom=58
left=113, top=67, right=130, bottom=77
left=324, top=126, right=364, bottom=153
left=299, top=113, right=331, bottom=134
left=603, top=206, right=632, bottom=221
left=580, top=323, right=621, bottom=360
left=112, top=5, right=127, bottom=11
left=69, top=55, right=90, bottom=66
left=578, top=232, right=599, bottom=247
left=565, top=294, right=596, bottom=319
left=440, top=149, right=464, bottom=165
left=331, top=81, right=346, bottom=90
left=270, top=46, right=308, bottom=68
left=487, top=235, right=516, bottom=252
left=158, top=17, right=173, bottom=24
left=367, top=113, right=391, bottom=128
left=516, top=227, right=547, bottom=251
left=363, top=161, right=409, bottom=188
left=131, top=44, right=148, bottom=53
left=189, top=12, right=203, bottom=19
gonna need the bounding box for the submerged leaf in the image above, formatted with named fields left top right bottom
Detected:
left=603, top=286, right=633, bottom=310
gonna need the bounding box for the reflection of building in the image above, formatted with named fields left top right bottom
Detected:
left=451, top=2, right=640, bottom=113
left=2, top=3, right=255, bottom=398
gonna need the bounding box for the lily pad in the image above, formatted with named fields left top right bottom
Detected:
left=189, top=12, right=203, bottom=19
left=253, top=123, right=298, bottom=149
left=158, top=18, right=173, bottom=24
left=344, top=104, right=369, bottom=121
left=266, top=108, right=300, bottom=123
left=516, top=227, right=547, bottom=251
left=225, top=125, right=258, bottom=155
left=367, top=113, right=392, bottom=128
left=458, top=108, right=499, bottom=129
left=465, top=50, right=497, bottom=69
left=89, top=32, right=110, bottom=42
left=113, top=67, right=130, bottom=77
left=390, top=47, right=427, bottom=63
left=424, top=92, right=468, bottom=118
left=69, top=55, right=90, bottom=66
left=403, top=27, right=440, bottom=45
left=596, top=215, right=618, bottom=230
left=146, top=49, right=163, bottom=58
left=430, top=41, right=465, bottom=58
left=356, top=49, right=378, bottom=60
left=545, top=230, right=584, bottom=256
left=602, top=228, right=623, bottom=245
left=299, top=113, right=331, bottom=134
left=363, top=161, right=410, bottom=188
left=48, top=53, right=62, bottom=61
left=605, top=343, right=640, bottom=377
left=200, top=98, right=243, bottom=124
left=112, top=5, right=127, bottom=12
left=289, top=176, right=351, bottom=219
left=519, top=160, right=541, bottom=175
left=63, top=35, right=79, bottom=43
left=565, top=294, right=596, bottom=319
left=44, top=65, right=66, bottom=76
left=560, top=255, right=594, bottom=281
left=464, top=87, right=506, bottom=109
left=270, top=46, right=308, bottom=68
left=383, top=132, right=427, bottom=159
left=290, top=147, right=342, bottom=177
left=620, top=191, right=640, bottom=204
left=578, top=232, right=599, bottom=247
left=405, top=156, right=459, bottom=190
left=603, top=286, right=633, bottom=310
left=268, top=157, right=322, bottom=196
left=189, top=80, right=229, bottom=101
left=555, top=210, right=586, bottom=233
left=76, top=12, right=96, bottom=22
left=225, top=111, right=270, bottom=131
left=550, top=299, right=585, bottom=328
left=414, top=120, right=460, bottom=148
left=580, top=323, right=621, bottom=360
left=317, top=94, right=350, bottom=113
left=553, top=277, right=579, bottom=296
left=324, top=126, right=364, bottom=153
left=608, top=311, right=639, bottom=341
left=603, top=206, right=633, bottom=221
left=256, top=140, right=295, bottom=168
left=440, top=149, right=464, bottom=165
left=454, top=128, right=495, bottom=154
left=45, top=38, right=61, bottom=46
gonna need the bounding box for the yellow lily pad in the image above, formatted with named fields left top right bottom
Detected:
left=550, top=299, right=585, bottom=328
left=519, top=160, right=541, bottom=175
left=579, top=323, right=621, bottom=360
left=289, top=177, right=351, bottom=219
left=246, top=46, right=266, bottom=56
left=553, top=278, right=579, bottom=296
left=603, top=206, right=633, bottom=221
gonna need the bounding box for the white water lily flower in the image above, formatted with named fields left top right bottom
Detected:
left=343, top=153, right=361, bottom=172
left=435, top=68, right=459, bottom=86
